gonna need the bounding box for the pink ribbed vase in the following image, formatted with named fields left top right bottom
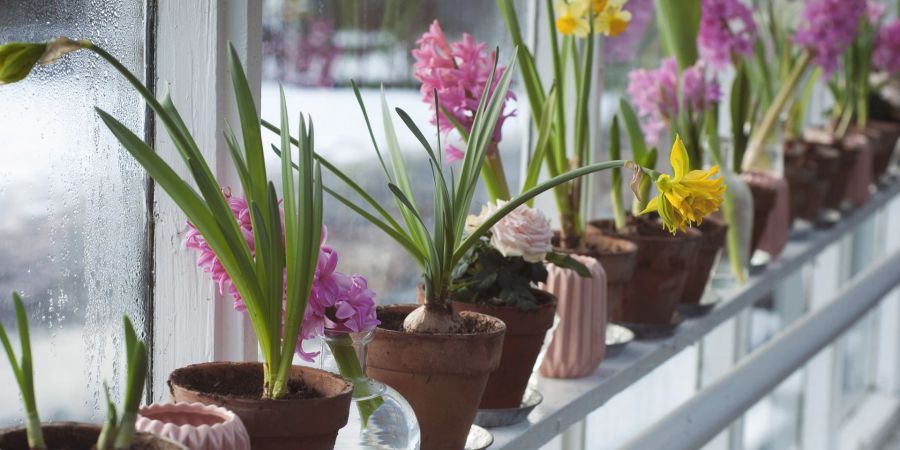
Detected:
left=136, top=403, right=251, bottom=450
left=539, top=254, right=607, bottom=379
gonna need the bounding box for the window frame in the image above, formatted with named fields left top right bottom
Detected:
left=149, top=0, right=262, bottom=401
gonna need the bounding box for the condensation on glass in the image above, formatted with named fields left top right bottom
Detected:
left=0, top=1, right=148, bottom=425
left=260, top=0, right=524, bottom=303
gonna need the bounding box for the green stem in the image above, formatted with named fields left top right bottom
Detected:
left=722, top=189, right=747, bottom=284
left=112, top=412, right=137, bottom=449
left=482, top=142, right=511, bottom=201
left=328, top=336, right=383, bottom=426
left=743, top=51, right=812, bottom=171
left=26, top=412, right=46, bottom=450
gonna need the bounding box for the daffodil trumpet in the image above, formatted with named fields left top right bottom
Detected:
left=638, top=135, right=727, bottom=235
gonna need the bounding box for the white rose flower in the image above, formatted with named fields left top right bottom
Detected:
left=472, top=200, right=553, bottom=263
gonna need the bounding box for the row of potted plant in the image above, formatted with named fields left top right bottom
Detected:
left=1, top=0, right=899, bottom=448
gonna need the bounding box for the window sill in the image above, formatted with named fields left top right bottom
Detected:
left=491, top=180, right=900, bottom=450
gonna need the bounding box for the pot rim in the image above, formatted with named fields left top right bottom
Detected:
left=374, top=304, right=506, bottom=340
left=451, top=289, right=558, bottom=313
left=0, top=422, right=188, bottom=450
left=138, top=402, right=240, bottom=432
left=168, top=362, right=353, bottom=406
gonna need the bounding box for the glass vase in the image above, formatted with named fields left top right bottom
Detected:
left=711, top=138, right=754, bottom=288
left=319, top=329, right=420, bottom=450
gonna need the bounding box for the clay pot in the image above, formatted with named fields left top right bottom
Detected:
left=0, top=423, right=187, bottom=450
left=745, top=171, right=791, bottom=259
left=680, top=218, right=727, bottom=305
left=784, top=141, right=818, bottom=222
left=367, top=304, right=505, bottom=450
left=742, top=174, right=777, bottom=253
left=841, top=132, right=875, bottom=206
left=168, top=362, right=352, bottom=450
left=137, top=402, right=251, bottom=450
left=538, top=255, right=608, bottom=378
left=598, top=218, right=701, bottom=325
left=805, top=145, right=841, bottom=221
left=452, top=291, right=556, bottom=409
left=864, top=121, right=900, bottom=179
left=582, top=225, right=639, bottom=322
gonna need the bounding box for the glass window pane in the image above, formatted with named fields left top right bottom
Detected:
left=0, top=1, right=148, bottom=425
left=261, top=0, right=524, bottom=302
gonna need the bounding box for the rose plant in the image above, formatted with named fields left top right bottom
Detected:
left=452, top=201, right=589, bottom=311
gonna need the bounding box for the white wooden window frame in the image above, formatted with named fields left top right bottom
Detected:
left=150, top=0, right=262, bottom=401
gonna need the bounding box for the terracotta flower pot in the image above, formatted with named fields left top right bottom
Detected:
left=614, top=221, right=701, bottom=325
left=452, top=291, right=556, bottom=409
left=582, top=224, right=638, bottom=323
left=741, top=173, right=777, bottom=254
left=0, top=422, right=187, bottom=450
left=367, top=304, right=505, bottom=450
left=168, top=362, right=352, bottom=450
left=538, top=254, right=608, bottom=378
left=841, top=132, right=875, bottom=206
left=784, top=141, right=819, bottom=222
left=742, top=171, right=790, bottom=259
left=137, top=402, right=251, bottom=450
left=805, top=145, right=841, bottom=221
left=680, top=218, right=727, bottom=305
left=864, top=120, right=900, bottom=179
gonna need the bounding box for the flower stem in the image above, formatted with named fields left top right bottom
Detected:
left=328, top=335, right=384, bottom=426
left=742, top=51, right=812, bottom=171
left=721, top=189, right=746, bottom=284
left=482, top=142, right=512, bottom=201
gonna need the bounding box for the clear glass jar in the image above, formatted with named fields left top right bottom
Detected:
left=319, top=329, right=420, bottom=450
left=710, top=138, right=754, bottom=288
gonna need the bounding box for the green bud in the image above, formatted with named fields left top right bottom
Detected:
left=0, top=37, right=86, bottom=85
left=0, top=42, right=46, bottom=84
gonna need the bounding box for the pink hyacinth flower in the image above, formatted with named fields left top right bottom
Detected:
left=184, top=189, right=379, bottom=362
left=794, top=0, right=866, bottom=76
left=626, top=58, right=719, bottom=145
left=697, top=0, right=758, bottom=70
left=412, top=20, right=515, bottom=162
left=875, top=19, right=900, bottom=74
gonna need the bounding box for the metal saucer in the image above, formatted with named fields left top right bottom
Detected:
left=605, top=323, right=635, bottom=358
left=677, top=290, right=722, bottom=318
left=465, top=425, right=494, bottom=450
left=749, top=250, right=771, bottom=274
left=474, top=387, right=543, bottom=428
left=816, top=208, right=842, bottom=228
left=622, top=311, right=684, bottom=340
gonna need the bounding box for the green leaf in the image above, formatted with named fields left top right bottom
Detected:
left=522, top=85, right=559, bottom=198
left=545, top=252, right=591, bottom=278
left=619, top=99, right=648, bottom=161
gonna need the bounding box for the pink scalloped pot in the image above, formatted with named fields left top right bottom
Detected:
left=136, top=402, right=251, bottom=450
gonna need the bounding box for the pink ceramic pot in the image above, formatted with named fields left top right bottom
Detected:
left=742, top=171, right=791, bottom=260
left=136, top=403, right=251, bottom=450
left=539, top=254, right=607, bottom=378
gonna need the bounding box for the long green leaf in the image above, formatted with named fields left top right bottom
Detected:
left=523, top=85, right=559, bottom=198
left=455, top=160, right=630, bottom=263
left=619, top=99, right=648, bottom=162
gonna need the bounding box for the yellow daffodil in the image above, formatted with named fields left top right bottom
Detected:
left=555, top=0, right=591, bottom=37
left=640, top=135, right=726, bottom=234
left=596, top=1, right=632, bottom=37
